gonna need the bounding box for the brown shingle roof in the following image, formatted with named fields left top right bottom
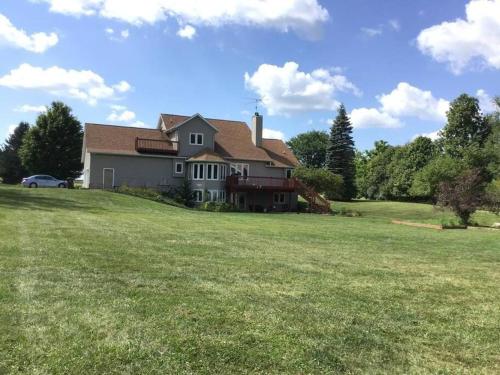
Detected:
left=83, top=123, right=175, bottom=157
left=187, top=148, right=227, bottom=163
left=160, top=114, right=298, bottom=167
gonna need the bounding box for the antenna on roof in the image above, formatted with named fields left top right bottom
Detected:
left=243, top=97, right=263, bottom=115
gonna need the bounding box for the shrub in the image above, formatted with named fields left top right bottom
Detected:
left=437, top=168, right=486, bottom=226
left=199, top=202, right=238, bottom=212
left=293, top=166, right=343, bottom=201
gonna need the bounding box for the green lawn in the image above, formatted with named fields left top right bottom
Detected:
left=1, top=185, right=499, bottom=374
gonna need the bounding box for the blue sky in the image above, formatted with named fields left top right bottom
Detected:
left=0, top=0, right=499, bottom=150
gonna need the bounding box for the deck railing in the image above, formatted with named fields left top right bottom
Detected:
left=226, top=175, right=296, bottom=191
left=135, top=138, right=178, bottom=155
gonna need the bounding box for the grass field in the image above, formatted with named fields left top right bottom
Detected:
left=1, top=185, right=499, bottom=374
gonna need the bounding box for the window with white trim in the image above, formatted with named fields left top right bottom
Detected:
left=218, top=190, right=226, bottom=202
left=274, top=192, right=286, bottom=204
left=192, top=163, right=205, bottom=180
left=230, top=163, right=249, bottom=177
left=206, top=164, right=219, bottom=180
left=220, top=165, right=227, bottom=180
left=286, top=168, right=293, bottom=179
left=175, top=162, right=183, bottom=174
left=194, top=190, right=204, bottom=202
left=189, top=133, right=204, bottom=145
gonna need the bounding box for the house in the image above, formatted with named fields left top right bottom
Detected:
left=81, top=112, right=329, bottom=212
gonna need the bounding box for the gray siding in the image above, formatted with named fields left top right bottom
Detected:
left=175, top=117, right=217, bottom=157
left=88, top=153, right=185, bottom=189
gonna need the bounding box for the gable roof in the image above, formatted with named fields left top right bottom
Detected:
left=160, top=114, right=298, bottom=167
left=163, top=113, right=219, bottom=133
left=82, top=123, right=176, bottom=159
left=187, top=148, right=227, bottom=163
left=83, top=115, right=299, bottom=168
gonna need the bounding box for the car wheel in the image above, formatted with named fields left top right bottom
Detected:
left=29, top=182, right=38, bottom=188
left=58, top=183, right=66, bottom=188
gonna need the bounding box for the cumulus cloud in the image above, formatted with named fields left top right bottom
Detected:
left=105, top=27, right=130, bottom=41
left=177, top=24, right=196, bottom=39
left=14, top=104, right=46, bottom=113
left=378, top=82, right=449, bottom=122
left=35, top=0, right=329, bottom=39
left=0, top=63, right=132, bottom=105
left=350, top=108, right=402, bottom=129
left=244, top=61, right=361, bottom=116
left=350, top=82, right=449, bottom=129
left=417, top=0, right=500, bottom=74
left=476, top=89, right=496, bottom=113
left=106, top=105, right=148, bottom=127
left=412, top=130, right=441, bottom=141
left=263, top=128, right=286, bottom=140
left=0, top=13, right=58, bottom=53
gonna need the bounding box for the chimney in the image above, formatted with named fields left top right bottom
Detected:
left=252, top=112, right=263, bottom=147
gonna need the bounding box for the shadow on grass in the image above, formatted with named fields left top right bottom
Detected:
left=0, top=188, right=107, bottom=213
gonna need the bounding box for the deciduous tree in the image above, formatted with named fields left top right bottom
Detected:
left=0, top=122, right=30, bottom=183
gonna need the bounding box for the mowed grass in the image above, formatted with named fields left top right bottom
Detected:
left=0, top=185, right=499, bottom=374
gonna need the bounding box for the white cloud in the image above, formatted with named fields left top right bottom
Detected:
left=412, top=130, right=441, bottom=141
left=0, top=13, right=58, bottom=53
left=113, top=80, right=131, bottom=93
left=129, top=121, right=147, bottom=128
left=389, top=19, right=400, bottom=31
left=378, top=82, right=449, bottom=122
left=36, top=0, right=329, bottom=39
left=244, top=61, right=361, bottom=116
left=14, top=104, right=46, bottom=113
left=105, top=27, right=130, bottom=41
left=417, top=0, right=500, bottom=74
left=7, top=124, right=17, bottom=136
left=476, top=89, right=496, bottom=113
left=177, top=24, right=196, bottom=39
left=350, top=108, right=402, bottom=129
left=361, top=27, right=382, bottom=37
left=350, top=82, right=449, bottom=129
left=263, top=128, right=285, bottom=140
left=0, top=63, right=132, bottom=105
left=107, top=107, right=136, bottom=122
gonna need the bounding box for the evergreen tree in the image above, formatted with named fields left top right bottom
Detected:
left=0, top=122, right=30, bottom=183
left=20, top=102, right=83, bottom=179
left=326, top=104, right=356, bottom=200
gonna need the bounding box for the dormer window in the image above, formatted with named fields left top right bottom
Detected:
left=190, top=133, right=204, bottom=145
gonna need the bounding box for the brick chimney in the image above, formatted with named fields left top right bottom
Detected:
left=252, top=112, right=263, bottom=147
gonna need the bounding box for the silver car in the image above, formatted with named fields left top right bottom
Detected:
left=22, top=175, right=67, bottom=188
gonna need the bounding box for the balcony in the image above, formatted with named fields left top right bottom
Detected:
left=226, top=175, right=296, bottom=192
left=135, top=138, right=178, bottom=155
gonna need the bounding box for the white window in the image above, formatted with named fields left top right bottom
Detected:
left=189, top=133, right=204, bottom=145
left=206, top=164, right=220, bottom=180
left=192, top=163, right=205, bottom=180
left=274, top=192, right=286, bottom=204
left=230, top=163, right=249, bottom=177
left=175, top=162, right=183, bottom=174
left=207, top=190, right=217, bottom=202
left=286, top=169, right=293, bottom=179
left=194, top=190, right=204, bottom=202
left=220, top=165, right=227, bottom=180
left=218, top=190, right=226, bottom=202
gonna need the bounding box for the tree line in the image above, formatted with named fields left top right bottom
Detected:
left=0, top=102, right=83, bottom=183
left=288, top=93, right=499, bottom=225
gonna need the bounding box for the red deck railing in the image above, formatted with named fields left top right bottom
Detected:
left=135, top=138, right=178, bottom=155
left=226, top=175, right=296, bottom=191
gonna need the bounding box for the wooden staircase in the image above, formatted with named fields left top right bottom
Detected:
left=294, top=178, right=331, bottom=214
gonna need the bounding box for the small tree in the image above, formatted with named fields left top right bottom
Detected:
left=286, top=130, right=329, bottom=168
left=326, top=104, right=356, bottom=200
left=175, top=178, right=195, bottom=207
left=20, top=102, right=83, bottom=179
left=293, top=166, right=343, bottom=201
left=0, top=122, right=30, bottom=183
left=437, top=169, right=486, bottom=226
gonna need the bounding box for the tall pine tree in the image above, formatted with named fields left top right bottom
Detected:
left=326, top=104, right=356, bottom=200
left=0, top=122, right=30, bottom=183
